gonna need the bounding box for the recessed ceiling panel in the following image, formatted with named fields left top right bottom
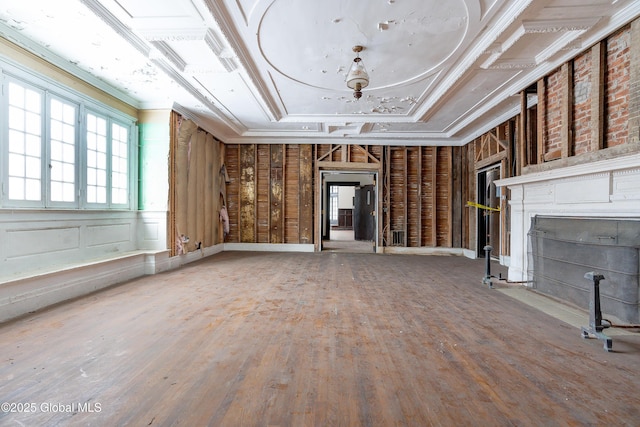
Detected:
left=193, top=72, right=273, bottom=129
left=257, top=0, right=468, bottom=91
left=271, top=72, right=434, bottom=119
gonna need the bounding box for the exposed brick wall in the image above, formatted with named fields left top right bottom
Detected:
left=544, top=69, right=563, bottom=158
left=629, top=19, right=640, bottom=143
left=605, top=26, right=630, bottom=148
left=572, top=52, right=592, bottom=155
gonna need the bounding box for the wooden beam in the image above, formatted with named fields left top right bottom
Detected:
left=402, top=148, right=407, bottom=246
left=385, top=146, right=391, bottom=247
left=431, top=147, right=437, bottom=247
left=270, top=144, right=284, bottom=244
left=537, top=79, right=546, bottom=163
left=239, top=144, right=256, bottom=243
left=452, top=146, right=462, bottom=248
left=299, top=145, right=313, bottom=245
left=417, top=147, right=422, bottom=247
left=561, top=62, right=574, bottom=158
left=591, top=41, right=606, bottom=151
left=316, top=161, right=380, bottom=171
left=447, top=147, right=453, bottom=248
left=518, top=91, right=528, bottom=174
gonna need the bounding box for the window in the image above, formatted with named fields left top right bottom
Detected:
left=330, top=185, right=339, bottom=225
left=86, top=113, right=107, bottom=204
left=1, top=73, right=135, bottom=209
left=7, top=82, right=42, bottom=202
left=49, top=97, right=77, bottom=203
left=110, top=122, right=129, bottom=205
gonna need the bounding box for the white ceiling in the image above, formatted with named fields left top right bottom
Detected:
left=0, top=0, right=638, bottom=145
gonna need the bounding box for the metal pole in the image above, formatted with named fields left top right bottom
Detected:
left=483, top=245, right=493, bottom=288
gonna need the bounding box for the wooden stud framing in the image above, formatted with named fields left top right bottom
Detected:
left=417, top=147, right=422, bottom=247
left=239, top=144, right=256, bottom=243
left=537, top=79, right=546, bottom=163
left=270, top=144, right=284, bottom=243
left=299, top=145, right=313, bottom=244
left=518, top=91, right=528, bottom=174
left=591, top=41, right=606, bottom=151
left=561, top=62, right=574, bottom=158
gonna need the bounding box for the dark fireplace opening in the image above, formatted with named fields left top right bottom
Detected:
left=528, top=216, right=640, bottom=324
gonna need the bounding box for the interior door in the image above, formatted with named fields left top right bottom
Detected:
left=353, top=184, right=375, bottom=241
left=477, top=166, right=500, bottom=257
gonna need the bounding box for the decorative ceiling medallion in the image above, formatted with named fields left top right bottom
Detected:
left=257, top=0, right=468, bottom=91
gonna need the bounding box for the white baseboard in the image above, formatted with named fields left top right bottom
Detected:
left=223, top=243, right=315, bottom=252
left=383, top=246, right=465, bottom=256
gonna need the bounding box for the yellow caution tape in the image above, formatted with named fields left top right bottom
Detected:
left=466, top=201, right=500, bottom=212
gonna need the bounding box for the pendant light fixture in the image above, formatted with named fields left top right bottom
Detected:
left=345, top=45, right=369, bottom=100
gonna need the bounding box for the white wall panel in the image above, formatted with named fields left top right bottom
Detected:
left=5, top=227, right=80, bottom=258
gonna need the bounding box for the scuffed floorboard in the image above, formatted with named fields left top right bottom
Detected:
left=1, top=251, right=639, bottom=426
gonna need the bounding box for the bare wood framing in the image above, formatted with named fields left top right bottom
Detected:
left=591, top=41, right=606, bottom=151
left=299, top=145, right=313, bottom=244
left=447, top=147, right=453, bottom=247
left=417, top=147, right=423, bottom=247
left=384, top=146, right=391, bottom=247
left=518, top=92, right=528, bottom=173
left=430, top=147, right=437, bottom=247
left=403, top=147, right=408, bottom=247
left=270, top=144, right=284, bottom=244
left=239, top=144, right=256, bottom=243
left=561, top=62, right=574, bottom=158
left=452, top=146, right=462, bottom=248
left=537, top=79, right=546, bottom=163
left=316, top=161, right=381, bottom=171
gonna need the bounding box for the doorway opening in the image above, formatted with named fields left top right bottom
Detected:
left=477, top=165, right=501, bottom=258
left=320, top=171, right=377, bottom=253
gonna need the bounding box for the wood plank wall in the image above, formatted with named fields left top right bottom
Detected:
left=224, top=144, right=314, bottom=244
left=386, top=146, right=461, bottom=248
left=224, top=143, right=472, bottom=250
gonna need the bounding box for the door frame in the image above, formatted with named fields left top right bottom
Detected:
left=317, top=169, right=379, bottom=252
left=476, top=163, right=502, bottom=258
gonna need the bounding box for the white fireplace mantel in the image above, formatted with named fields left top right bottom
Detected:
left=495, top=152, right=640, bottom=282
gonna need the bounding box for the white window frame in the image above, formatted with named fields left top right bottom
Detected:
left=0, top=62, right=136, bottom=211
left=4, top=77, right=45, bottom=208
left=47, top=92, right=80, bottom=208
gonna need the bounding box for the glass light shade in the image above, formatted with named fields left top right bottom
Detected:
left=346, top=58, right=369, bottom=90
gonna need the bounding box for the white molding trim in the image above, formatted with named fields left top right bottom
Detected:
left=495, top=152, right=640, bottom=187
left=383, top=247, right=465, bottom=256
left=223, top=243, right=315, bottom=253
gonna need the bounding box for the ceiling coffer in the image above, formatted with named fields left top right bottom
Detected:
left=345, top=45, right=369, bottom=100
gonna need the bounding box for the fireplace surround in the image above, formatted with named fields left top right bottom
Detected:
left=496, top=152, right=640, bottom=324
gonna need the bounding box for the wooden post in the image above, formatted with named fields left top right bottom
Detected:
left=591, top=41, right=606, bottom=151
left=270, top=144, right=284, bottom=244
left=403, top=147, right=408, bottom=247
left=561, top=62, right=574, bottom=158
left=537, top=79, right=546, bottom=163
left=518, top=91, right=528, bottom=173
left=431, top=147, right=438, bottom=247
left=239, top=144, right=256, bottom=243
left=417, top=147, right=422, bottom=247
left=299, top=145, right=313, bottom=245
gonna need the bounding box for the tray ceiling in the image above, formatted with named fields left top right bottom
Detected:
left=0, top=0, right=637, bottom=145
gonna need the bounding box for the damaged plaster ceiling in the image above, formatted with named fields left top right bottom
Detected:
left=0, top=0, right=638, bottom=145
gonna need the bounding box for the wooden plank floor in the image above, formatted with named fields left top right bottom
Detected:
left=1, top=251, right=639, bottom=426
